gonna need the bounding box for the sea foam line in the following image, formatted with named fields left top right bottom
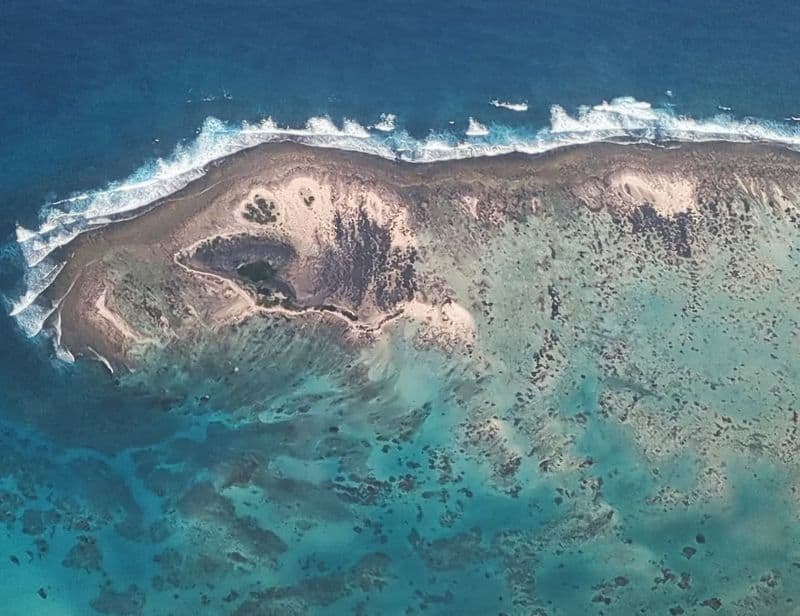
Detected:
left=9, top=97, right=800, bottom=338
left=372, top=113, right=396, bottom=132
left=490, top=99, right=528, bottom=112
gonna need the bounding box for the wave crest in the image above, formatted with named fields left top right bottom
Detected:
left=373, top=113, right=397, bottom=132
left=490, top=99, right=528, bottom=112
left=465, top=117, right=490, bottom=137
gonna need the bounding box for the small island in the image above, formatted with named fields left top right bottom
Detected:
left=42, top=141, right=800, bottom=374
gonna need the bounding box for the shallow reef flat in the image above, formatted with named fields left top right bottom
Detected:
left=10, top=141, right=800, bottom=614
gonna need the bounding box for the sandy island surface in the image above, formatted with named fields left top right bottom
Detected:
left=37, top=140, right=800, bottom=371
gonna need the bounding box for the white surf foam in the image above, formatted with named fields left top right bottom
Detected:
left=547, top=98, right=800, bottom=148
left=490, top=99, right=528, bottom=112
left=10, top=96, right=800, bottom=338
left=14, top=292, right=59, bottom=338
left=465, top=117, right=490, bottom=137
left=10, top=260, right=64, bottom=317
left=373, top=113, right=397, bottom=132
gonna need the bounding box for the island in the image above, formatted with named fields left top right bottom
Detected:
left=19, top=140, right=800, bottom=612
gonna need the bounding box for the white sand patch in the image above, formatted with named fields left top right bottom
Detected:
left=607, top=170, right=697, bottom=215
left=402, top=298, right=476, bottom=345
left=461, top=195, right=479, bottom=219
left=95, top=286, right=145, bottom=341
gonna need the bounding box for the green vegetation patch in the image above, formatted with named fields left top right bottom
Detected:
left=243, top=196, right=278, bottom=224
left=236, top=260, right=276, bottom=283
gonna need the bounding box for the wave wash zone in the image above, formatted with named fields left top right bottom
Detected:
left=11, top=97, right=800, bottom=338
left=2, top=141, right=799, bottom=614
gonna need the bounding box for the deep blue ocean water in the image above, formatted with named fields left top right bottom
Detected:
left=4, top=0, right=800, bottom=238
left=2, top=1, right=800, bottom=614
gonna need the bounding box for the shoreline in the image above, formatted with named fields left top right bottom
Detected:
left=19, top=137, right=800, bottom=268
left=18, top=139, right=800, bottom=369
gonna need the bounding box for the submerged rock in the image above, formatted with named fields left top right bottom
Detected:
left=90, top=584, right=146, bottom=616
left=21, top=509, right=44, bottom=535
left=62, top=535, right=103, bottom=572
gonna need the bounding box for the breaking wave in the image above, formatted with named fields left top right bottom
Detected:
left=10, top=96, right=800, bottom=337
left=490, top=99, right=528, bottom=112
left=465, top=117, right=490, bottom=137
left=372, top=113, right=397, bottom=132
